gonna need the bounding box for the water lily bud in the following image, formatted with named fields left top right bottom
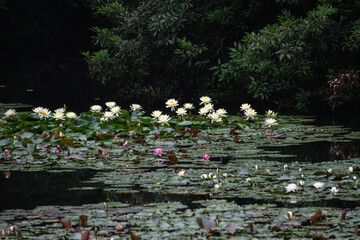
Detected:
left=284, top=211, right=294, bottom=220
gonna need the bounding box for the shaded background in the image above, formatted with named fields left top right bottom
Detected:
left=0, top=0, right=359, bottom=116
left=0, top=0, right=114, bottom=112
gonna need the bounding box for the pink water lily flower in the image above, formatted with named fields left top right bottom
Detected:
left=265, top=129, right=271, bottom=136
left=154, top=148, right=163, bottom=156
left=202, top=154, right=210, bottom=160
left=4, top=149, right=10, bottom=155
left=102, top=150, right=107, bottom=156
left=113, top=136, right=118, bottom=142
left=123, top=140, right=129, bottom=146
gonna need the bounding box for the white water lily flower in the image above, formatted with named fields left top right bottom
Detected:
left=284, top=211, right=294, bottom=220
left=204, top=103, right=214, bottom=112
left=130, top=104, right=142, bottom=111
left=105, top=101, right=116, bottom=108
left=216, top=108, right=227, bottom=117
left=329, top=187, right=339, bottom=195
left=244, top=108, right=257, bottom=120
left=176, top=108, right=187, bottom=117
left=183, top=103, right=194, bottom=110
left=103, top=111, right=115, bottom=120
left=214, top=183, right=221, bottom=189
left=246, top=177, right=252, bottom=182
left=240, top=103, right=251, bottom=111
left=66, top=112, right=77, bottom=119
left=90, top=105, right=102, bottom=113
left=54, top=108, right=65, bottom=114
left=208, top=173, right=217, bottom=179
left=285, top=183, right=298, bottom=193
left=264, top=118, right=278, bottom=127
left=177, top=169, right=186, bottom=177
left=158, top=114, right=170, bottom=126
left=100, top=117, right=107, bottom=123
left=198, top=107, right=209, bottom=116
left=265, top=110, right=277, bottom=117
left=53, top=112, right=65, bottom=121
left=327, top=168, right=332, bottom=173
left=33, top=107, right=44, bottom=116
left=4, top=109, right=16, bottom=118
left=165, top=98, right=179, bottom=111
left=349, top=166, right=353, bottom=173
left=209, top=112, right=220, bottom=123
left=313, top=182, right=324, bottom=190
left=200, top=96, right=211, bottom=105
left=151, top=110, right=162, bottom=119
left=111, top=106, right=121, bottom=116
left=40, top=108, right=51, bottom=119
left=201, top=174, right=208, bottom=180
left=298, top=180, right=305, bottom=186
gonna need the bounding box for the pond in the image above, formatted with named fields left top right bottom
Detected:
left=1, top=103, right=360, bottom=239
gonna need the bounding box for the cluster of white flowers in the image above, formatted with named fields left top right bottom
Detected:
left=89, top=101, right=125, bottom=122
left=240, top=103, right=257, bottom=120
left=32, top=107, right=77, bottom=120
left=240, top=103, right=278, bottom=127
left=4, top=97, right=281, bottom=130
left=264, top=110, right=278, bottom=127
left=161, top=96, right=227, bottom=125
left=200, top=172, right=217, bottom=180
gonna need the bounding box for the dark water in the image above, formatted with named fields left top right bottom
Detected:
left=261, top=140, right=360, bottom=163
left=2, top=167, right=360, bottom=211
left=0, top=169, right=102, bottom=210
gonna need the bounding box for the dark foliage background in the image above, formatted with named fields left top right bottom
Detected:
left=1, top=0, right=359, bottom=114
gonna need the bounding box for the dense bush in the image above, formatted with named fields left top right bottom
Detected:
left=83, top=0, right=276, bottom=109
left=213, top=1, right=360, bottom=112
left=85, top=0, right=360, bottom=113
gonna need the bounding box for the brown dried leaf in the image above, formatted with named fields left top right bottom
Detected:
left=60, top=220, right=72, bottom=229
left=81, top=230, right=90, bottom=240
left=189, top=129, right=201, bottom=136
left=130, top=233, right=141, bottom=240
left=168, top=154, right=178, bottom=165
left=79, top=215, right=88, bottom=227
left=341, top=210, right=347, bottom=220
left=310, top=210, right=327, bottom=223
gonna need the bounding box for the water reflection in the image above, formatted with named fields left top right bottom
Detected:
left=0, top=169, right=101, bottom=210
left=261, top=140, right=360, bottom=162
